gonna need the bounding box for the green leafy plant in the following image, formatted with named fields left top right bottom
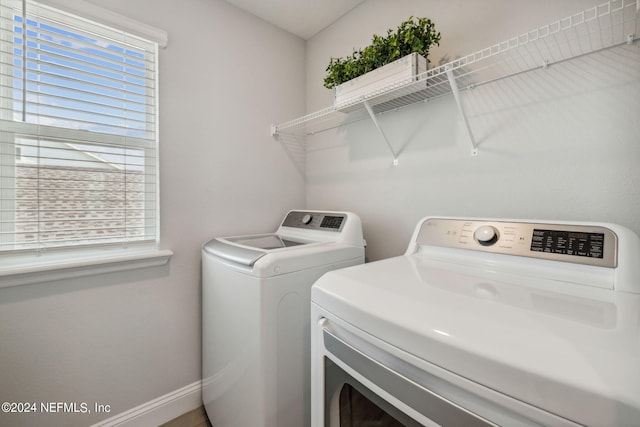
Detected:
left=323, top=17, right=441, bottom=89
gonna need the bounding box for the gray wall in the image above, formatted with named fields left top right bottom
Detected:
left=1, top=0, right=638, bottom=425
left=0, top=0, right=306, bottom=425
left=306, top=0, right=640, bottom=260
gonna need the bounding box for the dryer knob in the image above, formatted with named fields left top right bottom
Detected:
left=301, top=214, right=313, bottom=225
left=474, top=225, right=498, bottom=246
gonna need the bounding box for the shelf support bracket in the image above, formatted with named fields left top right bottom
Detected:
left=363, top=100, right=399, bottom=165
left=446, top=67, right=478, bottom=156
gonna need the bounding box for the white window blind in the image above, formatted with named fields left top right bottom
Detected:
left=0, top=0, right=160, bottom=254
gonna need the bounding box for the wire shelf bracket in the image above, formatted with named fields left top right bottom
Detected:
left=363, top=100, right=399, bottom=165
left=445, top=66, right=478, bottom=156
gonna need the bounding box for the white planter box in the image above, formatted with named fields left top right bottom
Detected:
left=333, top=52, right=427, bottom=110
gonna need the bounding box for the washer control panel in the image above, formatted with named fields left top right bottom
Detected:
left=281, top=211, right=346, bottom=232
left=416, top=218, right=617, bottom=268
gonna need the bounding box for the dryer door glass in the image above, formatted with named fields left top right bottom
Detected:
left=339, top=385, right=403, bottom=426
left=324, top=358, right=420, bottom=427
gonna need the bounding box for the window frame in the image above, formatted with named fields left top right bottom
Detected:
left=0, top=0, right=171, bottom=287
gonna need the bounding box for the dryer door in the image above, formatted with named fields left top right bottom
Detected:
left=312, top=316, right=581, bottom=427
left=321, top=324, right=494, bottom=427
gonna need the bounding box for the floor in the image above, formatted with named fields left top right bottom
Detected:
left=159, top=406, right=212, bottom=427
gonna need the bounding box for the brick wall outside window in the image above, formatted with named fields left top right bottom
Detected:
left=15, top=165, right=145, bottom=247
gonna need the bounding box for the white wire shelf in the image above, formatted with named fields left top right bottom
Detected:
left=272, top=0, right=639, bottom=138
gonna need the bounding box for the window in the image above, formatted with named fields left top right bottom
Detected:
left=0, top=0, right=161, bottom=262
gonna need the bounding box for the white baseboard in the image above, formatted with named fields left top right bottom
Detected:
left=90, top=380, right=203, bottom=427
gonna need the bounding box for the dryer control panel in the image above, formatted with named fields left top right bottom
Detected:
left=282, top=211, right=346, bottom=232
left=416, top=218, right=617, bottom=268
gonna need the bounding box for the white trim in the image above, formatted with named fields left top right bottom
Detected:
left=36, top=0, right=169, bottom=47
left=0, top=249, right=173, bottom=288
left=90, top=380, right=203, bottom=427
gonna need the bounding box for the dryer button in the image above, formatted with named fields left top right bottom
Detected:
left=474, top=226, right=499, bottom=246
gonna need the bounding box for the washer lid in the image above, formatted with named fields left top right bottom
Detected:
left=202, top=238, right=265, bottom=266
left=225, top=234, right=307, bottom=250
left=312, top=255, right=640, bottom=426
left=203, top=233, right=308, bottom=266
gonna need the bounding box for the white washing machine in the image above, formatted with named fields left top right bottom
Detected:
left=202, top=210, right=365, bottom=427
left=311, top=217, right=640, bottom=427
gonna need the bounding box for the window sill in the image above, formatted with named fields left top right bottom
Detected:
left=0, top=249, right=173, bottom=289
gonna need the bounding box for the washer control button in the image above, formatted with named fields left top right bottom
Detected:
left=474, top=225, right=499, bottom=246
left=301, top=214, right=313, bottom=225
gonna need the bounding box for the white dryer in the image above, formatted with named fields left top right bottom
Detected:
left=202, top=210, right=365, bottom=427
left=311, top=217, right=640, bottom=426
